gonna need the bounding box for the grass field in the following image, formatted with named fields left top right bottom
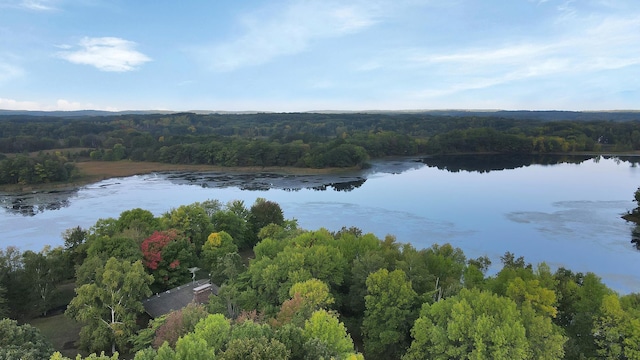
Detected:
left=27, top=281, right=86, bottom=358
left=29, top=313, right=85, bottom=358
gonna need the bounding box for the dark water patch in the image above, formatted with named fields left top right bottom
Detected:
left=163, top=171, right=367, bottom=191
left=0, top=189, right=78, bottom=216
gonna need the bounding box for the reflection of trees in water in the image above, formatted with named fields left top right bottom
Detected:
left=0, top=190, right=77, bottom=216
left=632, top=225, right=640, bottom=251
left=166, top=172, right=366, bottom=192
left=312, top=179, right=367, bottom=192
left=421, top=154, right=607, bottom=173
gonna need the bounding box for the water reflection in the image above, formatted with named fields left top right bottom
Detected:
left=631, top=224, right=640, bottom=250
left=420, top=154, right=596, bottom=173
left=164, top=171, right=367, bottom=191
left=1, top=155, right=639, bottom=218
left=0, top=188, right=78, bottom=216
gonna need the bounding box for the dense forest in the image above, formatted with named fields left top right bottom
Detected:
left=2, top=195, right=640, bottom=359
left=2, top=111, right=640, bottom=185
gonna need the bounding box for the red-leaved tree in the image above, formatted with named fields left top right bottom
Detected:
left=141, top=229, right=197, bottom=291
left=141, top=229, right=179, bottom=270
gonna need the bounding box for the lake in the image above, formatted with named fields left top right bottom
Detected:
left=1, top=155, right=639, bottom=294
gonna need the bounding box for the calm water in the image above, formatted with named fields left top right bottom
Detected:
left=1, top=155, right=639, bottom=293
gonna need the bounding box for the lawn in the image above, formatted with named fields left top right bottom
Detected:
left=29, top=313, right=85, bottom=358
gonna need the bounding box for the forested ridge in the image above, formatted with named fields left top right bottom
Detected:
left=2, top=196, right=640, bottom=359
left=2, top=111, right=640, bottom=185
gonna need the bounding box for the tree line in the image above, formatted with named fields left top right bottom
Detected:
left=2, top=112, right=640, bottom=184
left=2, top=196, right=640, bottom=359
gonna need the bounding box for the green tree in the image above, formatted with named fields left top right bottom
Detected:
left=404, top=288, right=529, bottom=360
left=506, top=277, right=566, bottom=359
left=362, top=268, right=417, bottom=360
left=0, top=284, right=7, bottom=319
left=220, top=337, right=289, bottom=360
left=202, top=231, right=239, bottom=285
left=0, top=318, right=54, bottom=360
left=192, top=313, right=231, bottom=352
left=115, top=208, right=159, bottom=241
left=274, top=279, right=335, bottom=328
left=22, top=247, right=66, bottom=316
left=62, top=226, right=88, bottom=269
left=66, top=257, right=153, bottom=353
left=593, top=294, right=640, bottom=359
left=161, top=204, right=214, bottom=253
left=50, top=351, right=120, bottom=359
left=302, top=309, right=358, bottom=359
left=249, top=198, right=284, bottom=229
left=174, top=333, right=216, bottom=360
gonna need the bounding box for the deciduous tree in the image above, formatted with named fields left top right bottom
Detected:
left=362, top=268, right=417, bottom=360
left=404, top=288, right=529, bottom=360
left=66, top=257, right=153, bottom=354
left=0, top=318, right=54, bottom=360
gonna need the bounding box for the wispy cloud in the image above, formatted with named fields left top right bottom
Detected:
left=195, top=0, right=382, bottom=72
left=57, top=37, right=151, bottom=72
left=21, top=0, right=55, bottom=11
left=0, top=0, right=57, bottom=11
left=405, top=10, right=640, bottom=99
left=0, top=97, right=118, bottom=111
left=0, top=61, right=23, bottom=83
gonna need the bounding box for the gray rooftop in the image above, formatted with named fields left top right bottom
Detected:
left=142, top=279, right=219, bottom=318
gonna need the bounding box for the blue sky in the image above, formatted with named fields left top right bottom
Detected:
left=0, top=0, right=638, bottom=112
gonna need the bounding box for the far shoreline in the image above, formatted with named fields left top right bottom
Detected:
left=2, top=152, right=639, bottom=193
left=0, top=160, right=363, bottom=193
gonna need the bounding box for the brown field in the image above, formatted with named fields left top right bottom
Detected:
left=75, top=160, right=346, bottom=180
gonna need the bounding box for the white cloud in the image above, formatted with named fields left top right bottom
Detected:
left=21, top=0, right=55, bottom=11
left=0, top=97, right=118, bottom=111
left=196, top=0, right=384, bottom=72
left=0, top=61, right=24, bottom=82
left=0, top=98, right=40, bottom=110
left=58, top=37, right=151, bottom=72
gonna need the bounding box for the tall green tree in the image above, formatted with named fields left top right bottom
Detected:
left=220, top=337, right=289, bottom=360
left=592, top=294, right=640, bottom=359
left=362, top=268, right=417, bottom=360
left=302, top=309, right=359, bottom=359
left=22, top=246, right=67, bottom=316
left=0, top=318, right=54, bottom=360
left=404, top=288, right=529, bottom=360
left=201, top=231, right=239, bottom=285
left=506, top=277, right=567, bottom=359
left=66, top=257, right=153, bottom=354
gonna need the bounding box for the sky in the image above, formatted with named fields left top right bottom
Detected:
left=0, top=0, right=638, bottom=112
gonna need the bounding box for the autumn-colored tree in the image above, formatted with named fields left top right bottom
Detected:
left=141, top=229, right=196, bottom=291
left=152, top=303, right=209, bottom=349
left=202, top=231, right=239, bottom=284
left=141, top=230, right=180, bottom=270
left=161, top=204, right=213, bottom=253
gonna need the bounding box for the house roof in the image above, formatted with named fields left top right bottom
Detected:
left=142, top=279, right=219, bottom=318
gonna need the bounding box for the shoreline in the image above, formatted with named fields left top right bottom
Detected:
left=0, top=160, right=362, bottom=193
left=2, top=152, right=639, bottom=193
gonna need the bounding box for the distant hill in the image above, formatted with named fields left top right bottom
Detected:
left=306, top=109, right=640, bottom=122
left=0, top=109, right=639, bottom=122
left=0, top=110, right=174, bottom=117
